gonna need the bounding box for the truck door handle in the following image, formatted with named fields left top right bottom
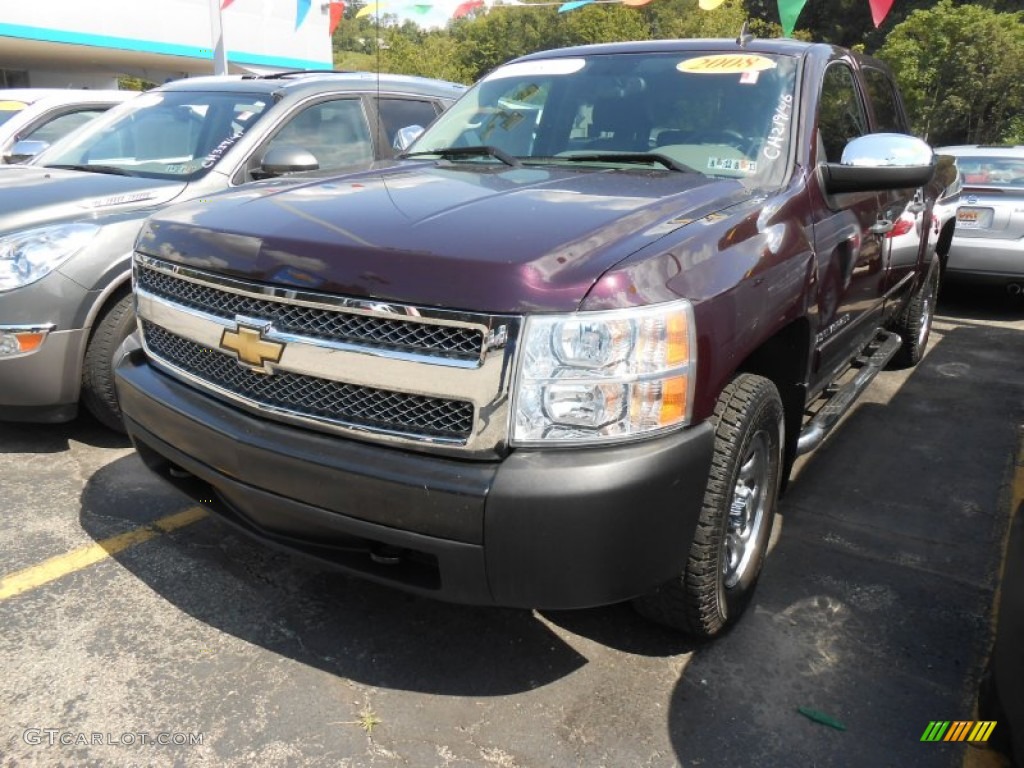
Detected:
left=870, top=219, right=894, bottom=235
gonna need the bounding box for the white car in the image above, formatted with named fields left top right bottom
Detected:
left=938, top=144, right=1024, bottom=292
left=0, top=88, right=136, bottom=164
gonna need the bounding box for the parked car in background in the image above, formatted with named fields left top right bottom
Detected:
left=938, top=145, right=1024, bottom=293
left=0, top=89, right=135, bottom=164
left=0, top=72, right=465, bottom=430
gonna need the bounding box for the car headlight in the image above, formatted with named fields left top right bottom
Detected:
left=512, top=299, right=696, bottom=445
left=0, top=222, right=100, bottom=292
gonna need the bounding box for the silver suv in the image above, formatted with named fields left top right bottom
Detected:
left=0, top=71, right=465, bottom=430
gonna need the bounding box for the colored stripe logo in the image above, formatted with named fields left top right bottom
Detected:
left=920, top=721, right=997, bottom=742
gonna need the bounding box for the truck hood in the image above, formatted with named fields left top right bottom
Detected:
left=0, top=165, right=186, bottom=235
left=139, top=162, right=753, bottom=313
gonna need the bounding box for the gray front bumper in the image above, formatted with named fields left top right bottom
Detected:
left=0, top=270, right=93, bottom=421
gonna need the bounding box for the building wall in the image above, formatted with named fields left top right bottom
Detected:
left=0, top=0, right=333, bottom=81
left=21, top=71, right=119, bottom=90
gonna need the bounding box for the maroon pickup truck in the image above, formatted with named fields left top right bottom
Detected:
left=115, top=37, right=947, bottom=638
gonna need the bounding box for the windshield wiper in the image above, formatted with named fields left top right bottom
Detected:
left=400, top=145, right=522, bottom=168
left=555, top=152, right=699, bottom=174
left=46, top=163, right=137, bottom=177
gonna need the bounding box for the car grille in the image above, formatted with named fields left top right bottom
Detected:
left=142, top=321, right=475, bottom=440
left=135, top=264, right=484, bottom=361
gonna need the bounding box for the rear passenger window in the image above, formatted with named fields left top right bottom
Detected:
left=817, top=63, right=869, bottom=164
left=862, top=68, right=908, bottom=134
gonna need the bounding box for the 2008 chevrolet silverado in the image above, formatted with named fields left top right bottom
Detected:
left=114, top=37, right=948, bottom=638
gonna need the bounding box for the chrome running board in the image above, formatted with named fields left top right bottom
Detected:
left=796, top=330, right=902, bottom=456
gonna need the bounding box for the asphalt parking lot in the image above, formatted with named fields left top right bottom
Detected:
left=2, top=286, right=1022, bottom=768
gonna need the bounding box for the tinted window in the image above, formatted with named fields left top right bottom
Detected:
left=24, top=109, right=105, bottom=144
left=818, top=63, right=869, bottom=163
left=377, top=98, right=439, bottom=148
left=955, top=155, right=1024, bottom=187
left=0, top=100, right=26, bottom=128
left=263, top=98, right=373, bottom=172
left=862, top=68, right=907, bottom=133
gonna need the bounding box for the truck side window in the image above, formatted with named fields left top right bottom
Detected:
left=862, top=67, right=908, bottom=134
left=817, top=63, right=869, bottom=164
left=376, top=98, right=440, bottom=149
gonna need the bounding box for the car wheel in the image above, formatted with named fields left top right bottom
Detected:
left=633, top=373, right=784, bottom=638
left=81, top=293, right=135, bottom=433
left=889, top=255, right=940, bottom=369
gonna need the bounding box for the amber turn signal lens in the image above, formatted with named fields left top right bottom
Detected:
left=658, top=376, right=688, bottom=426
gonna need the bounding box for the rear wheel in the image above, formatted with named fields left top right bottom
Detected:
left=889, top=256, right=940, bottom=369
left=633, top=373, right=784, bottom=638
left=81, top=293, right=135, bottom=433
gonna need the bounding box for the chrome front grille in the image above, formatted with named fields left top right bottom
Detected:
left=142, top=322, right=474, bottom=439
left=133, top=254, right=519, bottom=456
left=136, top=264, right=484, bottom=360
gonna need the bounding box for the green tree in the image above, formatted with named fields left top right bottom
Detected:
left=878, top=0, right=1024, bottom=144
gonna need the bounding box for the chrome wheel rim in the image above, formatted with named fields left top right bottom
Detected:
left=917, top=269, right=938, bottom=349
left=722, top=430, right=771, bottom=590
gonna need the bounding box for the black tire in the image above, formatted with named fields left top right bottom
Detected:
left=81, top=293, right=135, bottom=433
left=633, top=373, right=784, bottom=639
left=889, top=255, right=940, bottom=369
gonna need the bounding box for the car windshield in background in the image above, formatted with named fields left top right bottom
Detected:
left=0, top=101, right=27, bottom=127
left=412, top=51, right=798, bottom=184
left=34, top=91, right=271, bottom=180
left=957, top=156, right=1024, bottom=188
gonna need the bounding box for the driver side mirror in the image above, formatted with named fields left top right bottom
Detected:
left=258, top=145, right=319, bottom=178
left=6, top=139, right=50, bottom=164
left=393, top=125, right=424, bottom=152
left=823, top=133, right=936, bottom=194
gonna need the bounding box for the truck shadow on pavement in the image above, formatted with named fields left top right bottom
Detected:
left=79, top=452, right=598, bottom=697
left=663, top=307, right=1023, bottom=767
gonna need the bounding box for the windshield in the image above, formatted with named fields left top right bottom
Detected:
left=412, top=51, right=798, bottom=184
left=33, top=90, right=271, bottom=180
left=0, top=100, right=27, bottom=128
left=956, top=155, right=1024, bottom=188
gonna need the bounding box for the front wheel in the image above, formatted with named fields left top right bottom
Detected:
left=633, top=373, right=784, bottom=639
left=81, top=293, right=135, bottom=433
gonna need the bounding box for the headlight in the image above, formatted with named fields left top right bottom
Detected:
left=512, top=299, right=696, bottom=445
left=0, top=222, right=100, bottom=292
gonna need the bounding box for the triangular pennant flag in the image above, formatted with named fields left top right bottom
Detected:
left=409, top=3, right=433, bottom=13
left=559, top=0, right=594, bottom=12
left=296, top=0, right=311, bottom=27
left=356, top=1, right=385, bottom=17
left=329, top=1, right=345, bottom=34
left=698, top=0, right=726, bottom=8
left=453, top=0, right=484, bottom=17
left=868, top=0, right=895, bottom=27
left=777, top=0, right=807, bottom=36
left=221, top=0, right=235, bottom=7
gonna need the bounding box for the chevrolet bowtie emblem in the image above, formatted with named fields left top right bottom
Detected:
left=219, top=321, right=284, bottom=373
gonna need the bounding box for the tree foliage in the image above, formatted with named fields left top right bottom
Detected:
left=334, top=0, right=1024, bottom=144
left=878, top=0, right=1024, bottom=144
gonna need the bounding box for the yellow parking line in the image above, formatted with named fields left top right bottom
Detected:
left=0, top=506, right=208, bottom=601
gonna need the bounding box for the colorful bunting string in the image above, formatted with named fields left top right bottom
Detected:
left=216, top=0, right=899, bottom=37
